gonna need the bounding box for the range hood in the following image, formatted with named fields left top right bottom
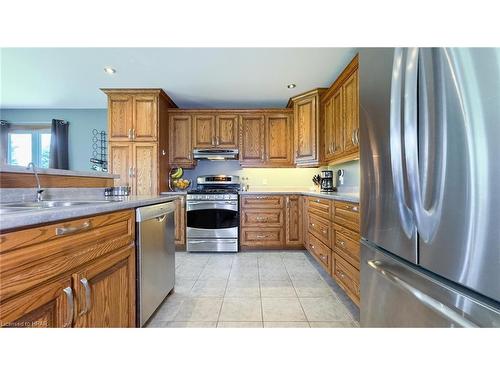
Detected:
left=193, top=149, right=239, bottom=160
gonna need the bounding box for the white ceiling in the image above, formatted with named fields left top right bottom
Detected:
left=0, top=48, right=357, bottom=109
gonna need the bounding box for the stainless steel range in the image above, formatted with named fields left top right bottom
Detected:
left=186, top=175, right=240, bottom=252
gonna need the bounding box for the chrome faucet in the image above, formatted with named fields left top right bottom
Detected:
left=26, top=162, right=44, bottom=202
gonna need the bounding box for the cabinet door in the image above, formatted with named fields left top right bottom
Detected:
left=294, top=96, right=318, bottom=164
left=216, top=115, right=238, bottom=148
left=133, top=95, right=158, bottom=141
left=73, top=245, right=135, bottom=328
left=174, top=196, right=185, bottom=246
left=265, top=114, right=293, bottom=166
left=324, top=96, right=334, bottom=160
left=193, top=115, right=216, bottom=148
left=108, top=95, right=133, bottom=141
left=239, top=115, right=265, bottom=165
left=109, top=142, right=133, bottom=188
left=332, top=88, right=344, bottom=157
left=133, top=142, right=158, bottom=195
left=0, top=277, right=73, bottom=328
left=169, top=115, right=193, bottom=166
left=343, top=70, right=359, bottom=154
left=285, top=195, right=303, bottom=247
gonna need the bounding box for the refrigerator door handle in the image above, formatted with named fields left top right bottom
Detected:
left=403, top=48, right=447, bottom=242
left=367, top=259, right=478, bottom=328
left=390, top=47, right=415, bottom=238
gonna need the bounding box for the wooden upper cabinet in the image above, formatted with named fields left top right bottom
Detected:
left=133, top=95, right=158, bottom=141
left=216, top=115, right=238, bottom=148
left=73, top=246, right=135, bottom=328
left=109, top=142, right=133, bottom=188
left=239, top=114, right=265, bottom=165
left=108, top=95, right=133, bottom=141
left=332, top=88, right=344, bottom=157
left=192, top=115, right=216, bottom=148
left=169, top=115, right=193, bottom=167
left=285, top=195, right=303, bottom=247
left=134, top=143, right=158, bottom=195
left=343, top=69, right=359, bottom=154
left=291, top=89, right=324, bottom=166
left=0, top=276, right=73, bottom=328
left=265, top=114, right=293, bottom=166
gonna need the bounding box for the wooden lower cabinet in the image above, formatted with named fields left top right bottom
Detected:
left=332, top=252, right=360, bottom=306
left=174, top=196, right=186, bottom=247
left=73, top=245, right=135, bottom=328
left=0, top=276, right=72, bottom=328
left=0, top=210, right=136, bottom=328
left=240, top=194, right=302, bottom=250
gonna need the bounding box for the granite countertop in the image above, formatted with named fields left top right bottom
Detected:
left=0, top=195, right=180, bottom=232
left=160, top=189, right=359, bottom=203
left=239, top=190, right=359, bottom=203
left=0, top=164, right=119, bottom=179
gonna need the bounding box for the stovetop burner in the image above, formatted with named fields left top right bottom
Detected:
left=188, top=188, right=239, bottom=194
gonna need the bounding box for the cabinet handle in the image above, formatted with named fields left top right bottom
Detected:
left=311, top=223, right=316, bottom=227
left=55, top=220, right=92, bottom=236
left=129, top=167, right=133, bottom=178
left=216, top=136, right=219, bottom=146
left=355, top=128, right=360, bottom=145
left=211, top=136, right=215, bottom=146
left=162, top=149, right=166, bottom=156
left=352, top=206, right=359, bottom=212
left=286, top=196, right=290, bottom=208
left=339, top=240, right=345, bottom=247
left=320, top=254, right=327, bottom=261
left=128, top=128, right=132, bottom=139
left=351, top=130, right=356, bottom=145
left=322, top=229, right=327, bottom=234
left=79, top=278, right=91, bottom=316
left=62, top=287, right=74, bottom=328
left=255, top=234, right=268, bottom=239
left=132, top=128, right=136, bottom=139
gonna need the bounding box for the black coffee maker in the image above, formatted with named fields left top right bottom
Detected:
left=320, top=170, right=335, bottom=192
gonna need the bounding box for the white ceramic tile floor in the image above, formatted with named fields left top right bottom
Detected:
left=146, top=251, right=359, bottom=328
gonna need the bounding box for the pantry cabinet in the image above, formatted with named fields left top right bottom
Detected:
left=109, top=142, right=158, bottom=195
left=0, top=210, right=136, bottom=328
left=104, top=89, right=177, bottom=194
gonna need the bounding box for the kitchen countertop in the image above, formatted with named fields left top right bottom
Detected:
left=161, top=190, right=358, bottom=203
left=0, top=195, right=180, bottom=232
left=0, top=164, right=119, bottom=179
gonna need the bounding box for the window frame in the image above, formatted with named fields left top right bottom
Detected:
left=7, top=124, right=52, bottom=168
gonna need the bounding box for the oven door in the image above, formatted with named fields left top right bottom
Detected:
left=186, top=200, right=239, bottom=238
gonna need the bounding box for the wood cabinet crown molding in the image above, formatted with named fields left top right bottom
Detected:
left=101, top=88, right=178, bottom=108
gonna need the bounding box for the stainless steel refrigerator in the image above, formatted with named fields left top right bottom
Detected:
left=359, top=48, right=500, bottom=327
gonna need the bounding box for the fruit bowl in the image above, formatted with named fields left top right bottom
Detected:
left=170, top=178, right=192, bottom=191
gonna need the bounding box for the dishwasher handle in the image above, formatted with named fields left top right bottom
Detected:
left=136, top=201, right=176, bottom=222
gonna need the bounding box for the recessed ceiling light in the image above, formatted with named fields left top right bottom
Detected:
left=104, top=67, right=116, bottom=75
left=287, top=83, right=296, bottom=89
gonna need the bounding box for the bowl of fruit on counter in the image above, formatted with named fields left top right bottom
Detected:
left=169, top=167, right=192, bottom=191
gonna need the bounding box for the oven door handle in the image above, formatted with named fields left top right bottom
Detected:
left=187, top=202, right=238, bottom=212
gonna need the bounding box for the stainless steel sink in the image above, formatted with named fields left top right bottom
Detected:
left=1, top=200, right=118, bottom=211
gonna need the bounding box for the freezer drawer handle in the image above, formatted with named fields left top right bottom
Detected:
left=367, top=260, right=478, bottom=328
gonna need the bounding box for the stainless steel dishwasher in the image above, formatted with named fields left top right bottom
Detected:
left=136, top=201, right=176, bottom=327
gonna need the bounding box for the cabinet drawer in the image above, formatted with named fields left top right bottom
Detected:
left=333, top=252, right=360, bottom=306
left=308, top=233, right=332, bottom=271
left=242, top=209, right=284, bottom=227
left=241, top=195, right=284, bottom=209
left=333, top=223, right=360, bottom=242
left=307, top=197, right=332, bottom=220
left=308, top=213, right=332, bottom=247
left=241, top=228, right=284, bottom=247
left=334, top=229, right=360, bottom=269
left=333, top=200, right=360, bottom=232
left=0, top=210, right=135, bottom=301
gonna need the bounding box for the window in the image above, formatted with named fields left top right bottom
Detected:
left=7, top=126, right=51, bottom=168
